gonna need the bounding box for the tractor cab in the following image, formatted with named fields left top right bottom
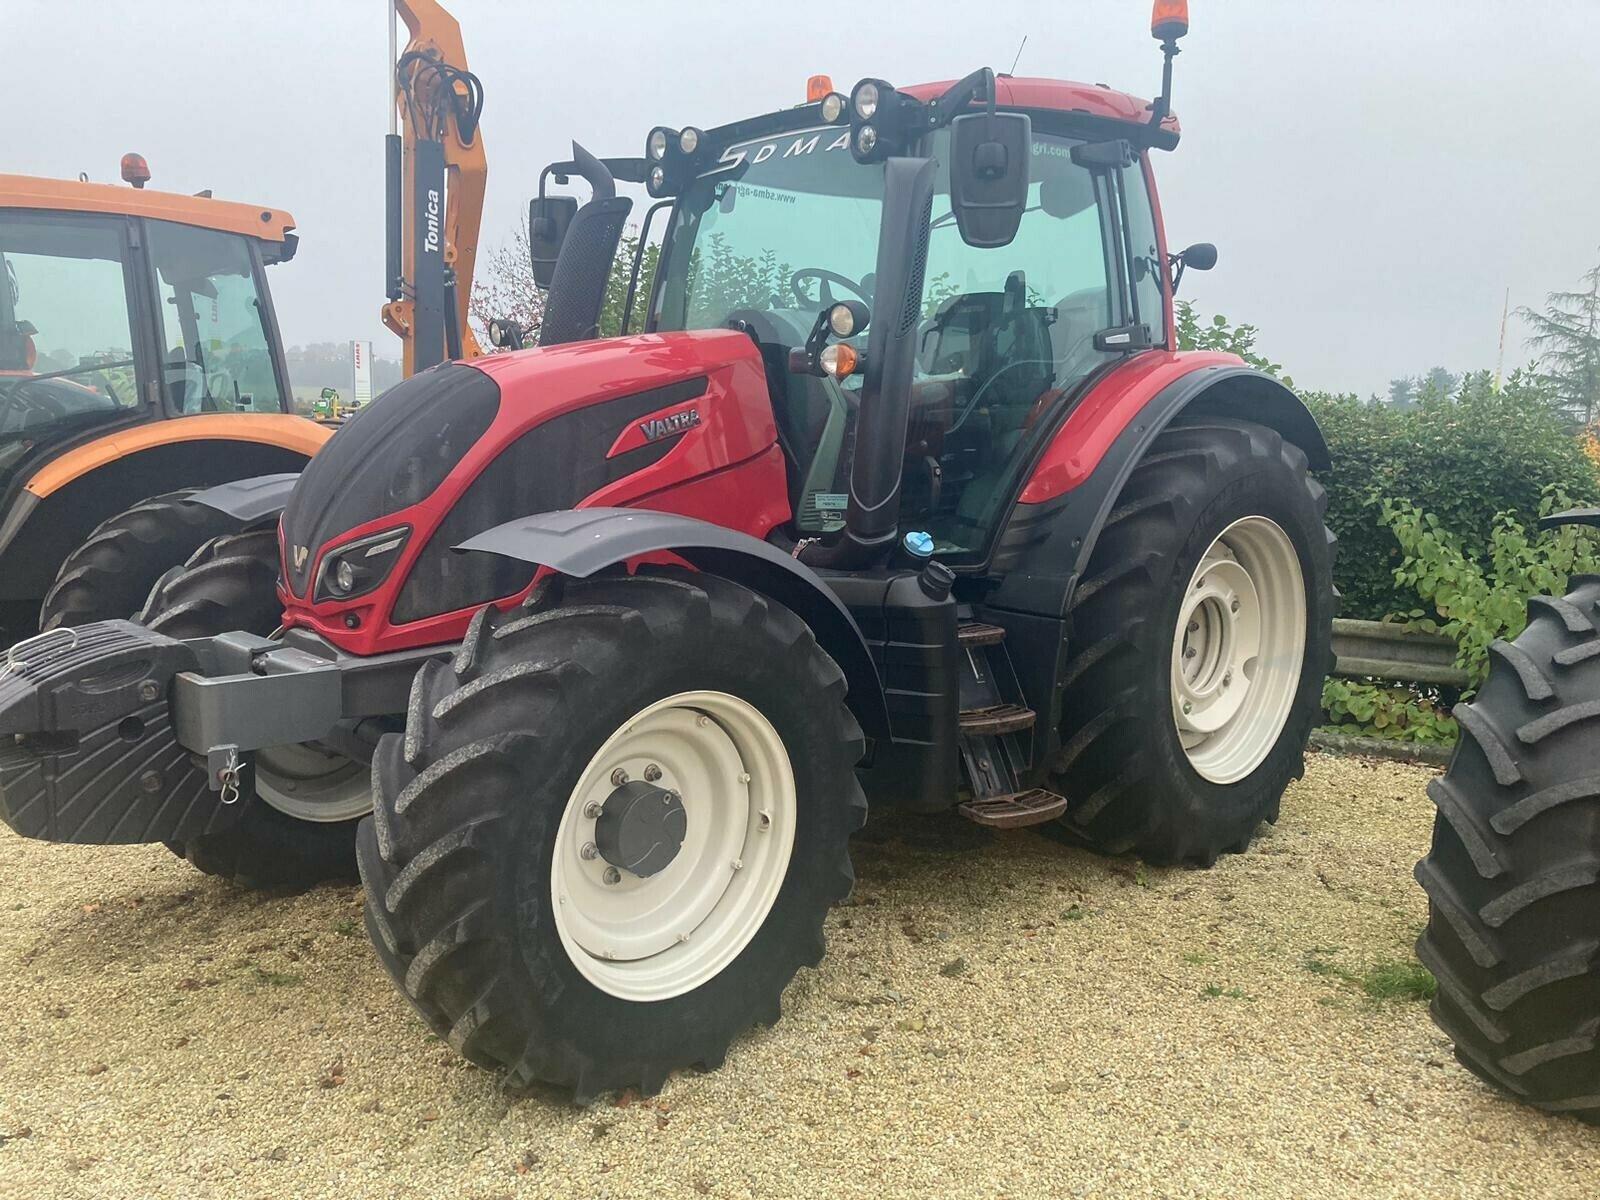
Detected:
left=0, top=164, right=298, bottom=502
left=535, top=69, right=1183, bottom=569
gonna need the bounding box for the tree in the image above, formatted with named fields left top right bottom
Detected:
left=468, top=224, right=659, bottom=348
left=1520, top=255, right=1600, bottom=427
left=1387, top=376, right=1417, bottom=410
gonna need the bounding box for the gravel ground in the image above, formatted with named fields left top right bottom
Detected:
left=1, top=752, right=1595, bottom=1199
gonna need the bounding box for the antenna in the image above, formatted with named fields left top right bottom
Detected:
left=1008, top=35, right=1028, bottom=76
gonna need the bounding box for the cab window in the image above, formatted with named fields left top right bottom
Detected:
left=1123, top=159, right=1166, bottom=344
left=0, top=214, right=139, bottom=491
left=901, top=132, right=1116, bottom=554
left=148, top=221, right=285, bottom=414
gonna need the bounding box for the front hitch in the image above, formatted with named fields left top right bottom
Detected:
left=0, top=621, right=444, bottom=846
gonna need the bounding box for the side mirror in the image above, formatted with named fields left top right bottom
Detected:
left=1170, top=242, right=1217, bottom=294
left=528, top=195, right=578, bottom=290
left=948, top=111, right=1031, bottom=249
left=1179, top=242, right=1217, bottom=271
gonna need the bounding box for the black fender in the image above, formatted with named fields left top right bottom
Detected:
left=186, top=473, right=301, bottom=526
left=456, top=507, right=892, bottom=740
left=989, top=365, right=1329, bottom=618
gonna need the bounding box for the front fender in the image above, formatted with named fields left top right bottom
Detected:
left=456, top=507, right=891, bottom=740
left=187, top=473, right=302, bottom=525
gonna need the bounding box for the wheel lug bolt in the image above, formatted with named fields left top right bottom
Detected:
left=603, top=866, right=621, bottom=885
left=758, top=810, right=771, bottom=830
left=580, top=842, right=599, bottom=860
left=1182, top=700, right=1193, bottom=714
left=1185, top=647, right=1197, bottom=659
left=1230, top=598, right=1240, bottom=613
left=696, top=715, right=710, bottom=728
left=1188, top=621, right=1199, bottom=633
left=1223, top=670, right=1232, bottom=687
left=644, top=763, right=662, bottom=782
left=583, top=801, right=603, bottom=819
left=610, top=768, right=629, bottom=786
left=731, top=859, right=743, bottom=871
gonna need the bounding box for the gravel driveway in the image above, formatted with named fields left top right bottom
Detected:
left=1, top=753, right=1595, bottom=1199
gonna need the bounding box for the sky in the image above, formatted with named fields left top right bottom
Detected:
left=8, top=0, right=1598, bottom=398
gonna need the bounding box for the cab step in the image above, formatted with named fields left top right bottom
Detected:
left=957, top=788, right=1069, bottom=829
left=957, top=621, right=1007, bottom=648
left=958, top=703, right=1036, bottom=736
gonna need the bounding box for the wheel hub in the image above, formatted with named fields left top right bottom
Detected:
left=594, top=779, right=687, bottom=877
left=1170, top=516, right=1307, bottom=785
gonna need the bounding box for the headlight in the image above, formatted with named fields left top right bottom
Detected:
left=678, top=126, right=701, bottom=155
left=647, top=127, right=671, bottom=160
left=852, top=80, right=879, bottom=121
left=820, top=92, right=847, bottom=123
left=648, top=164, right=667, bottom=195
left=314, top=527, right=411, bottom=603
left=855, top=125, right=878, bottom=156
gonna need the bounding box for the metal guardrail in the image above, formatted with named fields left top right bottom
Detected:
left=1329, top=618, right=1471, bottom=689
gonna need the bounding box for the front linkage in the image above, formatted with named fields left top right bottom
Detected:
left=0, top=620, right=439, bottom=846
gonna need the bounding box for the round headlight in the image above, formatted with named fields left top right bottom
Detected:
left=827, top=303, right=856, bottom=338
left=852, top=80, right=880, bottom=121
left=648, top=164, right=667, bottom=193
left=855, top=125, right=878, bottom=156
left=647, top=128, right=669, bottom=160
left=678, top=126, right=700, bottom=155
left=335, top=558, right=356, bottom=593
left=820, top=92, right=846, bottom=123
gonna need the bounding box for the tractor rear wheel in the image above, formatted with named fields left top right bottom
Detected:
left=1050, top=417, right=1335, bottom=864
left=141, top=528, right=368, bottom=890
left=1414, top=578, right=1600, bottom=1123
left=357, top=568, right=865, bottom=1099
left=39, top=489, right=239, bottom=632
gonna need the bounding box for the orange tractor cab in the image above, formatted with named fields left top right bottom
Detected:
left=0, top=163, right=328, bottom=640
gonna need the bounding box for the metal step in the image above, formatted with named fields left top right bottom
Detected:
left=957, top=788, right=1069, bottom=829
left=957, top=621, right=1006, bottom=648
left=958, top=703, right=1036, bottom=736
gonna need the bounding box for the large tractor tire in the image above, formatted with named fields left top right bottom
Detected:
left=1050, top=416, right=1336, bottom=865
left=358, top=568, right=866, bottom=1100
left=39, top=489, right=239, bottom=631
left=1414, top=578, right=1600, bottom=1123
left=141, top=528, right=368, bottom=891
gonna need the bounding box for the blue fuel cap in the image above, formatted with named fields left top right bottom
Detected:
left=903, top=530, right=935, bottom=558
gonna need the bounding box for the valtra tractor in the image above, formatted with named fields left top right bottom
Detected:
left=0, top=3, right=1337, bottom=1098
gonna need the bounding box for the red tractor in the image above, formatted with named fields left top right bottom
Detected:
left=0, top=5, right=1335, bottom=1098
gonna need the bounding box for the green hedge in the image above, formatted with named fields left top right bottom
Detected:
left=1304, top=371, right=1600, bottom=619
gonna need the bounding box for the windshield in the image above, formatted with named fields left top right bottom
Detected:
left=654, top=126, right=877, bottom=341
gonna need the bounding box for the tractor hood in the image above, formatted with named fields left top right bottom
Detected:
left=278, top=329, right=781, bottom=654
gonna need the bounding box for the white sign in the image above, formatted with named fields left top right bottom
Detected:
left=351, top=340, right=373, bottom=409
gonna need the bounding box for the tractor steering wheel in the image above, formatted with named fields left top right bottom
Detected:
left=790, top=268, right=872, bottom=310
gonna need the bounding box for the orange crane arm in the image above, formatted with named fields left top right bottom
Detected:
left=381, top=0, right=485, bottom=377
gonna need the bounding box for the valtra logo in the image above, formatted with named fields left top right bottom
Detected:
left=638, top=408, right=701, bottom=443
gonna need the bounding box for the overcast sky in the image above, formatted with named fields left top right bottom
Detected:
left=10, top=0, right=1598, bottom=397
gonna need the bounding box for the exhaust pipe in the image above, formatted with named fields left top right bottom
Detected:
left=803, top=156, right=938, bottom=568
left=538, top=143, right=632, bottom=347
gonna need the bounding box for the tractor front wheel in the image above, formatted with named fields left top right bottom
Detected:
left=357, top=568, right=866, bottom=1099
left=142, top=528, right=369, bottom=890
left=1051, top=416, right=1336, bottom=864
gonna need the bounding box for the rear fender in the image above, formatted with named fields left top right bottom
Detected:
left=991, top=359, right=1328, bottom=617
left=456, top=507, right=891, bottom=740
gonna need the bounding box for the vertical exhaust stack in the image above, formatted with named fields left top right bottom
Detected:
left=537, top=143, right=632, bottom=347
left=808, top=156, right=938, bottom=568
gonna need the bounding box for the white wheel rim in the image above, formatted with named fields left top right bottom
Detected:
left=1171, top=516, right=1306, bottom=784
left=551, top=690, right=797, bottom=1002
left=255, top=743, right=371, bottom=823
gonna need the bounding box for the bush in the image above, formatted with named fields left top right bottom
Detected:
left=1319, top=678, right=1458, bottom=744
left=1381, top=486, right=1600, bottom=688
left=1304, top=371, right=1600, bottom=619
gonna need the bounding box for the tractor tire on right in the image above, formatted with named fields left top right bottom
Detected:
left=358, top=568, right=866, bottom=1100
left=1050, top=417, right=1336, bottom=865
left=1415, top=578, right=1600, bottom=1123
